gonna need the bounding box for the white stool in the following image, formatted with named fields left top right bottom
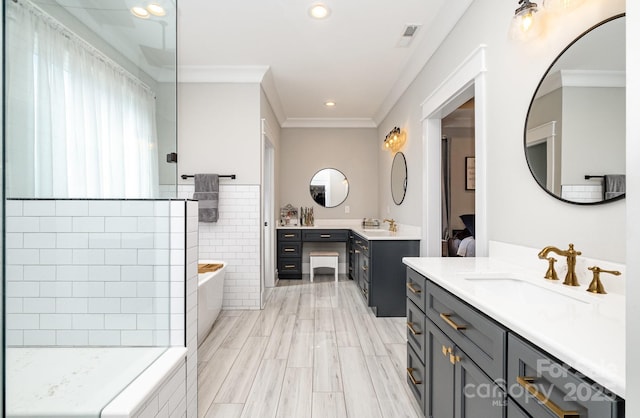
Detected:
left=310, top=251, right=339, bottom=282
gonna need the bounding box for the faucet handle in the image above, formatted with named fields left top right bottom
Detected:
left=543, top=257, right=559, bottom=281
left=586, top=266, right=621, bottom=294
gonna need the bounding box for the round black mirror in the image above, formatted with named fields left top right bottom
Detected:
left=309, top=168, right=349, bottom=208
left=524, top=14, right=625, bottom=205
left=391, top=152, right=407, bottom=205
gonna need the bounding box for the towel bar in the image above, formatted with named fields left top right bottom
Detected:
left=181, top=174, right=236, bottom=180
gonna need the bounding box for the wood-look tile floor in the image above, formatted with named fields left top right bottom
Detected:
left=197, top=275, right=423, bottom=418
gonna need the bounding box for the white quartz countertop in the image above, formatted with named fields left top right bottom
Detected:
left=402, top=256, right=625, bottom=398
left=277, top=223, right=421, bottom=241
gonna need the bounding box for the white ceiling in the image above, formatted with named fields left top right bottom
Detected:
left=178, top=0, right=474, bottom=127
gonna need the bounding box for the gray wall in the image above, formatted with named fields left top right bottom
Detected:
left=178, top=83, right=262, bottom=185
left=279, top=128, right=378, bottom=219
left=378, top=0, right=626, bottom=263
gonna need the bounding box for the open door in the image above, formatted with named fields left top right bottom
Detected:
left=261, top=119, right=276, bottom=308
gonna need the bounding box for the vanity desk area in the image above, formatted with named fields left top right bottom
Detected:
left=276, top=222, right=420, bottom=317
left=403, top=243, right=625, bottom=418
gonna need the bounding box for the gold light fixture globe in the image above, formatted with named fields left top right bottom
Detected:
left=384, top=127, right=407, bottom=152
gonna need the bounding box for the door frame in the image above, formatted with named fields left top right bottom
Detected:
left=260, top=119, right=276, bottom=308
left=421, top=45, right=488, bottom=256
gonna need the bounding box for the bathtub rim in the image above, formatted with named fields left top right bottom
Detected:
left=197, top=260, right=227, bottom=286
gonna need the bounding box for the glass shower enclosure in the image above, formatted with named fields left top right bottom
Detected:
left=3, top=0, right=179, bottom=416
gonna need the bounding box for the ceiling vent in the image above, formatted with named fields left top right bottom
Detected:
left=397, top=24, right=420, bottom=47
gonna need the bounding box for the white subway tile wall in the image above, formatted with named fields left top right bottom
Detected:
left=178, top=184, right=261, bottom=310
left=132, top=361, right=187, bottom=418
left=5, top=199, right=186, bottom=347
left=561, top=184, right=603, bottom=203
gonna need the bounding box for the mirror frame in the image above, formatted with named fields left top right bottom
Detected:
left=309, top=168, right=349, bottom=208
left=391, top=152, right=408, bottom=205
left=523, top=13, right=625, bottom=205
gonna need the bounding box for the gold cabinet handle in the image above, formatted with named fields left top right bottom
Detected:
left=284, top=248, right=296, bottom=252
left=516, top=376, right=579, bottom=418
left=441, top=345, right=452, bottom=357
left=320, top=234, right=331, bottom=238
left=439, top=313, right=466, bottom=330
left=362, top=266, right=368, bottom=272
left=406, top=322, right=421, bottom=335
left=284, top=234, right=296, bottom=238
left=284, top=264, right=296, bottom=269
left=406, top=283, right=421, bottom=294
left=406, top=368, right=422, bottom=385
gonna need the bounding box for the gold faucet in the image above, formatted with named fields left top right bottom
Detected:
left=586, top=266, right=621, bottom=294
left=537, top=243, right=582, bottom=286
left=383, top=218, right=398, bottom=232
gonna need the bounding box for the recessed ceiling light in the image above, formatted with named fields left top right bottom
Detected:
left=131, top=6, right=150, bottom=19
left=147, top=3, right=166, bottom=17
left=309, top=3, right=331, bottom=19
left=324, top=101, right=336, bottom=107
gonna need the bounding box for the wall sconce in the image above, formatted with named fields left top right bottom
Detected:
left=511, top=0, right=539, bottom=38
left=384, top=127, right=406, bottom=152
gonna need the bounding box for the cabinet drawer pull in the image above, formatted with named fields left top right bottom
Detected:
left=406, top=322, right=421, bottom=335
left=406, top=368, right=422, bottom=385
left=355, top=250, right=361, bottom=254
left=284, top=234, right=296, bottom=238
left=362, top=266, right=368, bottom=272
left=320, top=234, right=331, bottom=238
left=439, top=313, right=467, bottom=330
left=406, top=283, right=421, bottom=294
left=449, top=353, right=461, bottom=365
left=284, top=248, right=296, bottom=252
left=516, top=376, right=579, bottom=418
left=284, top=264, right=296, bottom=269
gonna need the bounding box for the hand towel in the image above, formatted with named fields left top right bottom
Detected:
left=604, top=174, right=625, bottom=200
left=193, top=174, right=219, bottom=222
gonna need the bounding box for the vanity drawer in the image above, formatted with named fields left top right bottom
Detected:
left=278, top=229, right=301, bottom=241
left=278, top=242, right=301, bottom=257
left=407, top=344, right=426, bottom=411
left=406, top=299, right=426, bottom=363
left=406, top=268, right=427, bottom=312
left=303, top=229, right=348, bottom=242
left=507, top=334, right=622, bottom=418
left=426, top=281, right=506, bottom=381
left=277, top=258, right=302, bottom=275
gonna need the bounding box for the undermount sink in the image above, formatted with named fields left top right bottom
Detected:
left=363, top=229, right=392, bottom=236
left=463, top=277, right=590, bottom=305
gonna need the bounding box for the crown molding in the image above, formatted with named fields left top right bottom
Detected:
left=536, top=69, right=625, bottom=97
left=281, top=118, right=377, bottom=128
left=178, top=65, right=269, bottom=83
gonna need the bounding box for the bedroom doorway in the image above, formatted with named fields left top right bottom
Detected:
left=442, top=99, right=476, bottom=257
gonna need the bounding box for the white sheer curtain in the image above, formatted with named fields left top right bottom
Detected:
left=6, top=0, right=159, bottom=198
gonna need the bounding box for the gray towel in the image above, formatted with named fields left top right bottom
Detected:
left=604, top=174, right=625, bottom=200
left=194, top=174, right=219, bottom=222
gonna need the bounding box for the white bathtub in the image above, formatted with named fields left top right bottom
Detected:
left=198, top=260, right=227, bottom=346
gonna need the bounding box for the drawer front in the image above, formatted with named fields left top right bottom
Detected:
left=278, top=229, right=301, bottom=241
left=278, top=242, right=301, bottom=257
left=426, top=281, right=506, bottom=381
left=507, top=401, right=531, bottom=418
left=407, top=344, right=426, bottom=413
left=507, top=334, right=621, bottom=418
left=406, top=268, right=427, bottom=311
left=302, top=229, right=348, bottom=242
left=278, top=258, right=302, bottom=276
left=406, top=300, right=426, bottom=363
left=353, top=237, right=369, bottom=256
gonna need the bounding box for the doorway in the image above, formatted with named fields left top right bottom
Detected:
left=421, top=45, right=487, bottom=257
left=261, top=119, right=276, bottom=308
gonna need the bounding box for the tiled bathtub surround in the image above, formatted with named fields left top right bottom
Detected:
left=178, top=184, right=261, bottom=310
left=5, top=199, right=185, bottom=347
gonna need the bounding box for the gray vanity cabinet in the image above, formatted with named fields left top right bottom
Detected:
left=353, top=233, right=419, bottom=316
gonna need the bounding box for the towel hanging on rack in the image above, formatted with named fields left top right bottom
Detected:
left=604, top=174, right=625, bottom=200
left=193, top=174, right=219, bottom=222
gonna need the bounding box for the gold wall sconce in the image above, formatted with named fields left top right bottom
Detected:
left=384, top=127, right=407, bottom=152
